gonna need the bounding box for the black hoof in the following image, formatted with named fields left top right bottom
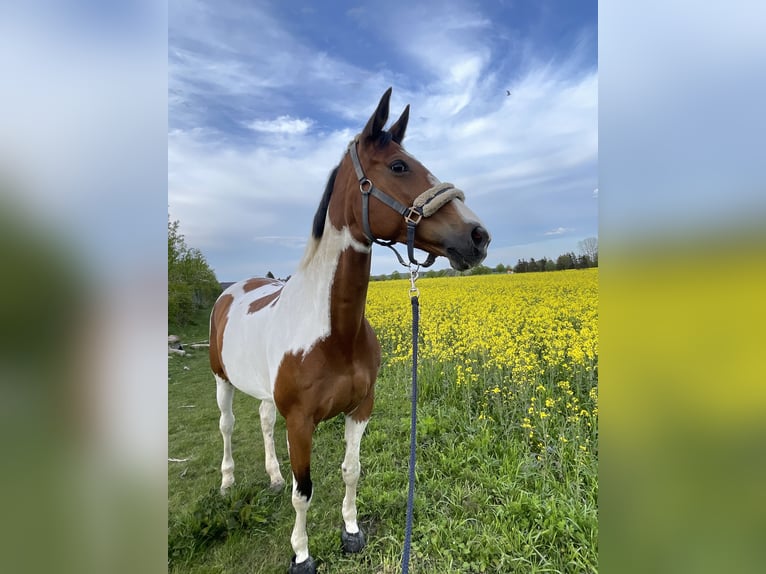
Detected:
left=341, top=525, right=366, bottom=553
left=288, top=555, right=316, bottom=574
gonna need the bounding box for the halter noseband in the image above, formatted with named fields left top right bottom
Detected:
left=347, top=137, right=465, bottom=268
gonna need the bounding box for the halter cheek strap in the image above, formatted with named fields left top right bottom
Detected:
left=347, top=138, right=465, bottom=268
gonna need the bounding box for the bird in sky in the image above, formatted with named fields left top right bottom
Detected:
left=506, top=89, right=512, bottom=96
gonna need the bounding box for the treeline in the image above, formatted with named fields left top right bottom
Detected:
left=511, top=251, right=597, bottom=274
left=169, top=218, right=221, bottom=326
left=371, top=254, right=597, bottom=281
left=372, top=237, right=598, bottom=280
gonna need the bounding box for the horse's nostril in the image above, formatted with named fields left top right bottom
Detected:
left=471, top=226, right=489, bottom=248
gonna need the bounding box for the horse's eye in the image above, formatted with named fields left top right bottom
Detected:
left=389, top=160, right=409, bottom=174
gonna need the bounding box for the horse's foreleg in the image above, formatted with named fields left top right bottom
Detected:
left=259, top=400, right=285, bottom=489
left=341, top=414, right=369, bottom=553
left=286, top=417, right=316, bottom=574
left=215, top=376, right=235, bottom=494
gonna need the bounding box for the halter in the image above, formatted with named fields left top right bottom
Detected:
left=347, top=138, right=465, bottom=268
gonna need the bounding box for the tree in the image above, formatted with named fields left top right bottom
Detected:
left=556, top=253, right=575, bottom=270
left=469, top=264, right=492, bottom=276
left=169, top=218, right=221, bottom=326
left=494, top=263, right=507, bottom=274
left=578, top=237, right=598, bottom=266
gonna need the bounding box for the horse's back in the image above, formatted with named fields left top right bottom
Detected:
left=209, top=277, right=286, bottom=400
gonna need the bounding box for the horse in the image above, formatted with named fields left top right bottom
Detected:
left=209, top=87, right=490, bottom=573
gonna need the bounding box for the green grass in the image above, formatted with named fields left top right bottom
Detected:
left=168, top=307, right=597, bottom=573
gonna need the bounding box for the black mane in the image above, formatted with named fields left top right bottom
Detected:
left=311, top=132, right=393, bottom=239
left=312, top=165, right=338, bottom=239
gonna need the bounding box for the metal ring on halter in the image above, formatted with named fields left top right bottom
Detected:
left=359, top=178, right=373, bottom=194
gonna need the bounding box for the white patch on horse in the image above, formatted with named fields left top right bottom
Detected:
left=290, top=476, right=312, bottom=564
left=260, top=400, right=284, bottom=488
left=219, top=216, right=369, bottom=402
left=426, top=173, right=441, bottom=187
left=215, top=375, right=235, bottom=492
left=452, top=196, right=488, bottom=232
left=341, top=416, right=368, bottom=534
left=246, top=281, right=283, bottom=302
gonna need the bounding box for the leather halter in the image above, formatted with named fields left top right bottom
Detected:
left=347, top=138, right=465, bottom=268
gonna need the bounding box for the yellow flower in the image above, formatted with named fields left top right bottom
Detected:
left=365, top=269, right=598, bottom=434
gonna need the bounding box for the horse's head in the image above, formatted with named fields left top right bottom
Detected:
left=335, top=88, right=490, bottom=271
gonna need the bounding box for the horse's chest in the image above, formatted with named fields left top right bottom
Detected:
left=272, top=332, right=379, bottom=421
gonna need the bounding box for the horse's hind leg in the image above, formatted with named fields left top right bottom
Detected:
left=340, top=414, right=369, bottom=553
left=259, top=400, right=285, bottom=489
left=215, top=376, right=236, bottom=494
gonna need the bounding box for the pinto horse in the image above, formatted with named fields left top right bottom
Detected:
left=209, top=88, right=489, bottom=573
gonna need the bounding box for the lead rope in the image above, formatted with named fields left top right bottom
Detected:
left=402, top=265, right=420, bottom=574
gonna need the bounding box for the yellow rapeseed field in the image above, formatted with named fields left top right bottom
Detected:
left=366, top=268, right=598, bottom=456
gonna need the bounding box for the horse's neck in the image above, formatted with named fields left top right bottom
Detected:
left=329, top=245, right=372, bottom=341
left=294, top=221, right=371, bottom=341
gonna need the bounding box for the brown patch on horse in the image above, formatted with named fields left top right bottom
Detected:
left=209, top=293, right=234, bottom=381
left=243, top=277, right=282, bottom=292
left=247, top=289, right=281, bottom=314
left=273, top=247, right=381, bottom=427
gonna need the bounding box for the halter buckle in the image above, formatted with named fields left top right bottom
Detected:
left=359, top=178, right=373, bottom=194
left=404, top=207, right=423, bottom=226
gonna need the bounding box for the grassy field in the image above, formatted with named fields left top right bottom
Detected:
left=168, top=270, right=598, bottom=573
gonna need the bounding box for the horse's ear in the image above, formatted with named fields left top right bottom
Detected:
left=361, top=87, right=392, bottom=141
left=389, top=105, right=410, bottom=145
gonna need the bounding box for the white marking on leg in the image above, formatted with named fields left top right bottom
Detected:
left=259, top=400, right=284, bottom=488
left=341, top=417, right=368, bottom=534
left=215, top=376, right=235, bottom=493
left=291, top=476, right=312, bottom=564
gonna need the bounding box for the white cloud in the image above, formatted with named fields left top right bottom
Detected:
left=246, top=116, right=313, bottom=135
left=252, top=236, right=307, bottom=249
left=544, top=227, right=574, bottom=236
left=167, top=125, right=356, bottom=267
left=168, top=0, right=598, bottom=280
left=593, top=187, right=599, bottom=198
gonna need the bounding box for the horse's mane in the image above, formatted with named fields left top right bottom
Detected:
left=311, top=165, right=338, bottom=240
left=302, top=132, right=391, bottom=266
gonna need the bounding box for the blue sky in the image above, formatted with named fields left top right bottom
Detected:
left=168, top=0, right=597, bottom=280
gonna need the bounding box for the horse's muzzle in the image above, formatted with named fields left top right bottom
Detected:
left=446, top=225, right=490, bottom=271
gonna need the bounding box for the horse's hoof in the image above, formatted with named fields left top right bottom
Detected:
left=341, top=525, right=366, bottom=553
left=269, top=479, right=285, bottom=492
left=220, top=475, right=234, bottom=495
left=288, top=555, right=316, bottom=574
